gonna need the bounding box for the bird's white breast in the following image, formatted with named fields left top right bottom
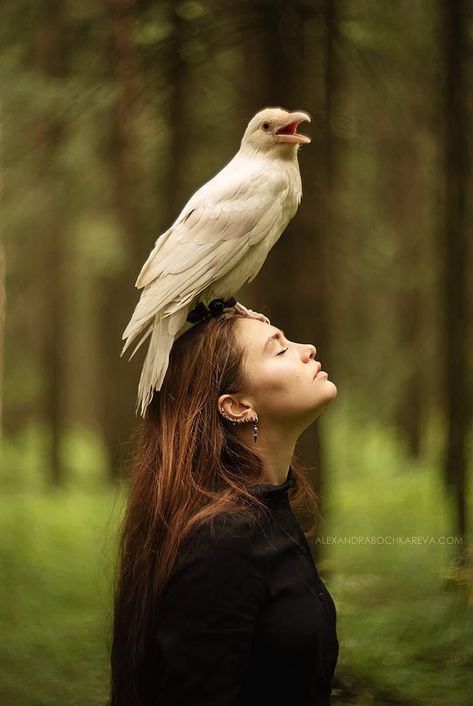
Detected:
left=205, top=153, right=303, bottom=301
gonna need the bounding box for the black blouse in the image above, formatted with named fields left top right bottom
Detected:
left=149, top=467, right=339, bottom=705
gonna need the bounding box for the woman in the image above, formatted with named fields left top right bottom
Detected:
left=110, top=307, right=339, bottom=706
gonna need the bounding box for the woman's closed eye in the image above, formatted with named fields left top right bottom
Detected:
left=277, top=348, right=289, bottom=355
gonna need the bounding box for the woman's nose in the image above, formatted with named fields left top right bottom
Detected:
left=304, top=344, right=316, bottom=360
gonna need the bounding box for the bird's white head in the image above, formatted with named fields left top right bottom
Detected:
left=240, top=107, right=311, bottom=156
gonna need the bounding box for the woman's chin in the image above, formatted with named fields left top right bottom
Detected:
left=315, top=376, right=337, bottom=398
left=317, top=382, right=337, bottom=411
left=325, top=379, right=337, bottom=397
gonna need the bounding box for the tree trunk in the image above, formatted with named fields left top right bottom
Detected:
left=35, top=0, right=68, bottom=485
left=161, top=4, right=192, bottom=226
left=376, top=129, right=425, bottom=459
left=440, top=0, right=470, bottom=551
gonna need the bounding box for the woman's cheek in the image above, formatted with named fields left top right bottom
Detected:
left=258, top=362, right=301, bottom=394
left=254, top=376, right=284, bottom=403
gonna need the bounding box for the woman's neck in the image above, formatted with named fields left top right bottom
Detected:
left=255, top=425, right=298, bottom=485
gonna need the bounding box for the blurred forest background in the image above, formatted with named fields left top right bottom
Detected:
left=1, top=0, right=472, bottom=704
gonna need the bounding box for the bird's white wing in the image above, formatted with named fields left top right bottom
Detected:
left=122, top=161, right=288, bottom=344
left=135, top=156, right=284, bottom=287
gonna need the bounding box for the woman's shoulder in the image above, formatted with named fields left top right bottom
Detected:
left=173, top=508, right=272, bottom=575
left=163, top=511, right=268, bottom=600
left=181, top=510, right=260, bottom=556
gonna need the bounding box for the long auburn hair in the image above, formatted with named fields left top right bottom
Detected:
left=109, top=310, right=320, bottom=706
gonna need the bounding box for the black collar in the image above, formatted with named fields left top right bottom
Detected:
left=250, top=466, right=295, bottom=497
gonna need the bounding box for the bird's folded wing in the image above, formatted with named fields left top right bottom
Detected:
left=122, top=164, right=287, bottom=342
left=135, top=162, right=287, bottom=289
left=122, top=197, right=282, bottom=341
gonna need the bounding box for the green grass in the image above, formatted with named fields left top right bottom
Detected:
left=0, top=486, right=123, bottom=706
left=0, top=422, right=124, bottom=706
left=0, top=414, right=471, bottom=706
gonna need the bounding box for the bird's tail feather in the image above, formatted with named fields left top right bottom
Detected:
left=121, top=321, right=153, bottom=361
left=121, top=311, right=153, bottom=357
left=135, top=308, right=189, bottom=418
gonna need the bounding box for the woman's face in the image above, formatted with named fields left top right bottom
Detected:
left=234, top=318, right=337, bottom=431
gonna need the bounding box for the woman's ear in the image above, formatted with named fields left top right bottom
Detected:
left=218, top=395, right=254, bottom=422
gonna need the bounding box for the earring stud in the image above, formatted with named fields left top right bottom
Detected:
left=219, top=406, right=259, bottom=443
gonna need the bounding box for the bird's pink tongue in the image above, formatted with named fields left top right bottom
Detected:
left=276, top=122, right=298, bottom=136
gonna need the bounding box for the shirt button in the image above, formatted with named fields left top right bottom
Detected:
left=318, top=591, right=325, bottom=601
left=299, top=545, right=307, bottom=554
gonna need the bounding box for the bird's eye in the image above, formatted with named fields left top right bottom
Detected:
left=262, top=121, right=270, bottom=131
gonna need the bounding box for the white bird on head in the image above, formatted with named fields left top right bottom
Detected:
left=121, top=106, right=311, bottom=417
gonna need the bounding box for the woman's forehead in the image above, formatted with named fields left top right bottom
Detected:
left=235, top=317, right=280, bottom=347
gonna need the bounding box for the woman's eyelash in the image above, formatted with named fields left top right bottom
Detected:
left=277, top=348, right=289, bottom=355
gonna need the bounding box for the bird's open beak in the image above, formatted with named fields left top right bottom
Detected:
left=275, top=111, right=311, bottom=144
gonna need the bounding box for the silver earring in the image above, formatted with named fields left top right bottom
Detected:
left=220, top=407, right=241, bottom=425
left=220, top=407, right=259, bottom=442
left=252, top=415, right=259, bottom=444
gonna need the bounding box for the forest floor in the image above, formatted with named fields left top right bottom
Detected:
left=0, top=413, right=471, bottom=706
